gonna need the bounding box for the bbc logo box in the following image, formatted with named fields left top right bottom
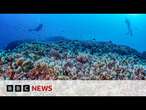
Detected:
left=6, top=85, right=30, bottom=92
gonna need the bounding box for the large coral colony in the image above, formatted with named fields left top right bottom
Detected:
left=0, top=38, right=146, bottom=80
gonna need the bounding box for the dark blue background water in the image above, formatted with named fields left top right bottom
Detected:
left=0, top=14, right=145, bottom=52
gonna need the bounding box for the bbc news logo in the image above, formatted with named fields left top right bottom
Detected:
left=6, top=85, right=53, bottom=92
left=7, top=85, right=30, bottom=92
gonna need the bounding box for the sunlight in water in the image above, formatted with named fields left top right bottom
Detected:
left=127, top=14, right=144, bottom=16
left=128, top=14, right=139, bottom=16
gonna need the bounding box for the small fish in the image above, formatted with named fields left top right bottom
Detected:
left=28, top=24, right=43, bottom=32
left=92, top=38, right=96, bottom=41
left=92, top=37, right=97, bottom=41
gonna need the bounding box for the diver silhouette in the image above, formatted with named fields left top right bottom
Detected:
left=125, top=18, right=133, bottom=36
left=28, top=24, right=43, bottom=32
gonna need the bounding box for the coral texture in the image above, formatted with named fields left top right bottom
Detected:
left=0, top=39, right=146, bottom=80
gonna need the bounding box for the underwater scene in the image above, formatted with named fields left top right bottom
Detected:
left=0, top=14, right=146, bottom=80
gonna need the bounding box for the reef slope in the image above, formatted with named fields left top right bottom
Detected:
left=0, top=39, right=146, bottom=80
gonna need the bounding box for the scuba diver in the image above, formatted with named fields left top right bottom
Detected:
left=28, top=24, right=43, bottom=32
left=28, top=23, right=44, bottom=41
left=125, top=18, right=133, bottom=36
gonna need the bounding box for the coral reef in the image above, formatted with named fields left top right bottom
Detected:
left=45, top=36, right=70, bottom=42
left=4, top=39, right=34, bottom=50
left=49, top=49, right=61, bottom=60
left=28, top=62, right=57, bottom=80
left=0, top=39, right=146, bottom=80
left=141, top=51, right=146, bottom=59
left=76, top=54, right=89, bottom=64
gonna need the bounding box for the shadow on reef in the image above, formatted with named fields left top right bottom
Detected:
left=5, top=39, right=34, bottom=50
left=4, top=36, right=70, bottom=51
left=45, top=36, right=70, bottom=42
left=81, top=40, right=140, bottom=56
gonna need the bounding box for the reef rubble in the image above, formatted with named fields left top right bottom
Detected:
left=0, top=39, right=146, bottom=80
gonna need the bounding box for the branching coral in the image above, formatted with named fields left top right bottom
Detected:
left=0, top=57, right=3, bottom=65
left=16, top=57, right=25, bottom=66
left=21, top=59, right=33, bottom=72
left=0, top=40, right=146, bottom=80
left=28, top=62, right=56, bottom=80
left=49, top=49, right=61, bottom=60
left=5, top=68, right=15, bottom=80
left=76, top=54, right=89, bottom=64
left=14, top=57, right=33, bottom=73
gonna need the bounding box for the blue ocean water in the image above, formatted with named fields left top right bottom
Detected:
left=0, top=14, right=146, bottom=52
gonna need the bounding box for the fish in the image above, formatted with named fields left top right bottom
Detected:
left=28, top=24, right=43, bottom=32
left=125, top=18, right=133, bottom=36
left=92, top=38, right=96, bottom=41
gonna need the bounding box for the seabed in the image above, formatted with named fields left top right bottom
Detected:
left=0, top=39, right=146, bottom=80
